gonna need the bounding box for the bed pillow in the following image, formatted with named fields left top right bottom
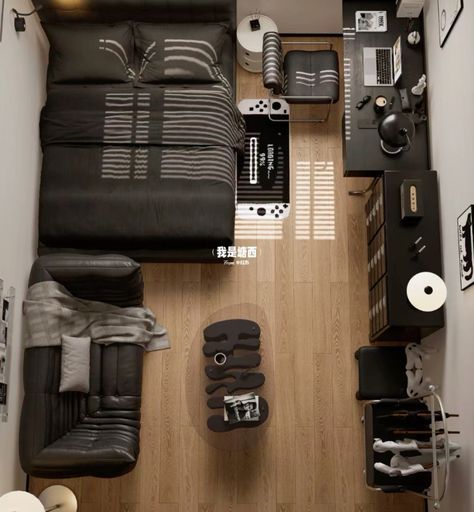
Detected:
left=134, top=23, right=228, bottom=83
left=59, top=335, right=91, bottom=393
left=43, top=23, right=135, bottom=84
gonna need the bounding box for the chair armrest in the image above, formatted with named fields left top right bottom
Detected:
left=262, top=32, right=284, bottom=95
left=29, top=253, right=143, bottom=307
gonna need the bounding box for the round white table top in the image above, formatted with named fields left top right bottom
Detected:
left=0, top=491, right=45, bottom=512
left=237, top=14, right=278, bottom=53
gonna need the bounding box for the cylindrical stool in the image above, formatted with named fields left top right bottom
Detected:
left=0, top=491, right=45, bottom=512
left=237, top=14, right=278, bottom=73
left=39, top=485, right=78, bottom=512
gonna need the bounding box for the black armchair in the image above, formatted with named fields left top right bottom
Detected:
left=19, top=253, right=145, bottom=479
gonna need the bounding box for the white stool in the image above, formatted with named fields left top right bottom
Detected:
left=237, top=14, right=278, bottom=73
left=0, top=486, right=78, bottom=512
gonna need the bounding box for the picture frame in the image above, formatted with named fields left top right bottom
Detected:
left=438, top=0, right=464, bottom=47
left=457, top=205, right=474, bottom=291
left=0, top=0, right=5, bottom=43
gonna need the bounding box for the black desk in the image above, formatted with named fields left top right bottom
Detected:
left=342, top=0, right=430, bottom=177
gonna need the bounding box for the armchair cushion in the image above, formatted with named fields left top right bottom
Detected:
left=262, top=32, right=284, bottom=95
left=284, top=50, right=339, bottom=104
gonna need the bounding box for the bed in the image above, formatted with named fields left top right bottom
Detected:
left=33, top=0, right=243, bottom=262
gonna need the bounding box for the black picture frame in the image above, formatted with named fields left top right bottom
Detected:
left=0, top=0, right=5, bottom=42
left=457, top=205, right=474, bottom=291
left=438, top=0, right=464, bottom=48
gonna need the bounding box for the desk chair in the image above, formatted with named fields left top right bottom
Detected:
left=262, top=32, right=339, bottom=122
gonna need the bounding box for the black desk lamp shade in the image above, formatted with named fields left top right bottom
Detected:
left=378, top=112, right=415, bottom=155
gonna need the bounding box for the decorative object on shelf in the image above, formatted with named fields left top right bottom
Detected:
left=38, top=485, right=78, bottom=512
left=457, top=205, right=474, bottom=290
left=202, top=319, right=269, bottom=432
left=406, top=272, right=447, bottom=313
left=411, top=74, right=427, bottom=96
left=407, top=30, right=421, bottom=46
left=11, top=4, right=42, bottom=32
left=438, top=0, right=463, bottom=47
left=237, top=14, right=278, bottom=72
left=378, top=112, right=415, bottom=155
left=0, top=491, right=44, bottom=512
left=0, top=285, right=14, bottom=423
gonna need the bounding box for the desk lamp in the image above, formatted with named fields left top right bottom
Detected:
left=378, top=112, right=415, bottom=156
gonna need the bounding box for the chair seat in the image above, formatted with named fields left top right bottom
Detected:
left=284, top=50, right=339, bottom=104
left=355, top=346, right=408, bottom=400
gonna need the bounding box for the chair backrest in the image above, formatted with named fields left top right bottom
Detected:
left=262, top=32, right=284, bottom=95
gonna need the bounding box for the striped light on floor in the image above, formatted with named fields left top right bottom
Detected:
left=295, top=161, right=311, bottom=240
left=313, top=161, right=336, bottom=240
left=235, top=219, right=283, bottom=240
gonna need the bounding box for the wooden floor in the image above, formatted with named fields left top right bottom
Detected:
left=30, top=38, right=423, bottom=512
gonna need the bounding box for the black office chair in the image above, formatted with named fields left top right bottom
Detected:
left=262, top=32, right=339, bottom=122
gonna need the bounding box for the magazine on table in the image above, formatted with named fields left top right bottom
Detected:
left=355, top=11, right=387, bottom=32
left=223, top=393, right=261, bottom=424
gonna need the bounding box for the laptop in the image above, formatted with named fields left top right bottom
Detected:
left=363, top=36, right=402, bottom=86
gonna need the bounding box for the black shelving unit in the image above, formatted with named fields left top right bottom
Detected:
left=366, top=170, right=444, bottom=341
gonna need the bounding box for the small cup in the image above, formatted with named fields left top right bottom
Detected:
left=374, top=95, right=387, bottom=114
left=214, top=352, right=227, bottom=366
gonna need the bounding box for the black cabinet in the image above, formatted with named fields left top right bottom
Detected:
left=366, top=170, right=444, bottom=341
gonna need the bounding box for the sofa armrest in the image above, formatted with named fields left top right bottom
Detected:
left=29, top=253, right=143, bottom=307
left=263, top=32, right=284, bottom=95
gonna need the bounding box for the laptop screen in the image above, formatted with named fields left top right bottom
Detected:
left=393, top=36, right=402, bottom=84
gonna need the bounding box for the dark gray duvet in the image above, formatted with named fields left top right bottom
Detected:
left=39, top=82, right=245, bottom=252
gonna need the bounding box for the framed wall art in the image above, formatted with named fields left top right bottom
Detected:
left=438, top=0, right=463, bottom=47
left=457, top=205, right=474, bottom=291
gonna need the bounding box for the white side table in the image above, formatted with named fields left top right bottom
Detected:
left=237, top=14, right=278, bottom=73
left=0, top=491, right=44, bottom=512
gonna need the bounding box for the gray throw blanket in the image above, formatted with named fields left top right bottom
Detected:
left=24, top=281, right=170, bottom=351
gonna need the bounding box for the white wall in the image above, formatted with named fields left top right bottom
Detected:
left=0, top=0, right=47, bottom=495
left=423, top=0, right=474, bottom=510
left=237, top=0, right=342, bottom=34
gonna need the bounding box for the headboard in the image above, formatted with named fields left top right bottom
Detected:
left=32, top=0, right=236, bottom=33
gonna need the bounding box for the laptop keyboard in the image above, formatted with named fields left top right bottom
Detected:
left=375, top=48, right=393, bottom=85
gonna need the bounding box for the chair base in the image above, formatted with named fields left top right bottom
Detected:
left=268, top=94, right=333, bottom=123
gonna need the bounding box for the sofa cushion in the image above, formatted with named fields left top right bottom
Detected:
left=284, top=50, right=339, bottom=104
left=59, top=335, right=91, bottom=394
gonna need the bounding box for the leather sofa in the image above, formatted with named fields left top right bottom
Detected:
left=19, top=254, right=145, bottom=478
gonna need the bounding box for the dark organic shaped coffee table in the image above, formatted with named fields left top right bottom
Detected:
left=202, top=319, right=270, bottom=432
